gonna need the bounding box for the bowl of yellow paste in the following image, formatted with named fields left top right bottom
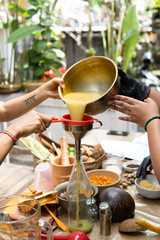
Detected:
left=135, top=174, right=160, bottom=199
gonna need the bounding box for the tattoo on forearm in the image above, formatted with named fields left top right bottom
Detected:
left=24, top=95, right=36, bottom=106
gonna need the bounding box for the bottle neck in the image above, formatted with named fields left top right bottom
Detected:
left=75, top=138, right=81, bottom=161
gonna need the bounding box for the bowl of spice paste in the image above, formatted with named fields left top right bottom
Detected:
left=135, top=174, right=160, bottom=199
left=123, top=160, right=140, bottom=173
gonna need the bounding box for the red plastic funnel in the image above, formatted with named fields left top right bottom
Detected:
left=52, top=114, right=98, bottom=126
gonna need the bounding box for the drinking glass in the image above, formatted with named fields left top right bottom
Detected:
left=0, top=194, right=53, bottom=240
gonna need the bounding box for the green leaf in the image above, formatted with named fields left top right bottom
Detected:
left=123, top=5, right=139, bottom=34
left=52, top=49, right=65, bottom=59
left=90, top=0, right=102, bottom=16
left=34, top=66, right=45, bottom=77
left=11, top=19, right=19, bottom=32
left=49, top=63, right=59, bottom=69
left=40, top=19, right=54, bottom=27
left=2, top=22, right=9, bottom=29
left=51, top=29, right=56, bottom=36
left=54, top=70, right=63, bottom=77
left=30, top=55, right=42, bottom=63
left=122, top=33, right=139, bottom=71
left=122, top=5, right=139, bottom=71
left=7, top=24, right=44, bottom=43
left=27, top=8, right=38, bottom=17
left=42, top=51, right=56, bottom=59
left=32, top=39, right=47, bottom=51
left=8, top=4, right=27, bottom=15
left=42, top=28, right=52, bottom=37
left=29, top=0, right=39, bottom=6
left=123, top=29, right=139, bottom=42
left=22, top=63, right=29, bottom=69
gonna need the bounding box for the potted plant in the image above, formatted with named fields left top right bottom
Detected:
left=7, top=0, right=65, bottom=91
left=0, top=0, right=26, bottom=93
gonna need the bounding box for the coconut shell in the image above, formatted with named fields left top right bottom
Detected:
left=97, top=187, right=135, bottom=222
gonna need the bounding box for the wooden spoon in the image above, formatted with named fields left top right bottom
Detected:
left=119, top=218, right=160, bottom=234
left=44, top=205, right=68, bottom=232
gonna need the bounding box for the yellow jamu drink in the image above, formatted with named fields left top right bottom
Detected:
left=63, top=91, right=102, bottom=121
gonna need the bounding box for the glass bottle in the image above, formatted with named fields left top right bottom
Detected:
left=67, top=146, right=92, bottom=233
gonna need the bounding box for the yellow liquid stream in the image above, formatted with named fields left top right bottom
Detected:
left=63, top=92, right=102, bottom=121
left=76, top=160, right=80, bottom=224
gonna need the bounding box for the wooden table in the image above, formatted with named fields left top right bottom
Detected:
left=1, top=133, right=160, bottom=240
left=0, top=163, right=34, bottom=196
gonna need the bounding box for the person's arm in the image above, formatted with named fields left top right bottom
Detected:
left=118, top=67, right=160, bottom=111
left=146, top=117, right=160, bottom=184
left=117, top=68, right=160, bottom=181
left=0, top=78, right=64, bottom=122
left=147, top=88, right=160, bottom=111
left=0, top=110, right=57, bottom=164
left=108, top=95, right=160, bottom=183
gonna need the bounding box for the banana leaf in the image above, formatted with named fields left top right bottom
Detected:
left=7, top=24, right=44, bottom=43
left=122, top=5, right=139, bottom=71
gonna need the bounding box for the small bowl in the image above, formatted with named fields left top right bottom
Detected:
left=123, top=160, right=140, bottom=173
left=135, top=174, right=160, bottom=199
left=87, top=169, right=120, bottom=192
left=54, top=181, right=98, bottom=212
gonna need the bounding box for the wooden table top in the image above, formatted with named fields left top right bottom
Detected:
left=0, top=163, right=34, bottom=196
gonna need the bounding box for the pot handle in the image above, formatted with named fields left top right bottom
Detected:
left=92, top=119, right=102, bottom=129
left=52, top=118, right=64, bottom=123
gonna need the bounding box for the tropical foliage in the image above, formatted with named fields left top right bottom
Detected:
left=5, top=0, right=65, bottom=82
left=85, top=0, right=139, bottom=72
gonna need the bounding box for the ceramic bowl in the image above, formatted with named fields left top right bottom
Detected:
left=123, top=160, right=140, bottom=173
left=135, top=174, right=160, bottom=199
left=54, top=181, right=98, bottom=212
left=87, top=169, right=120, bottom=192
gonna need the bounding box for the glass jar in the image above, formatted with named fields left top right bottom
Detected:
left=67, top=153, right=93, bottom=233
left=102, top=152, right=124, bottom=175
left=86, top=198, right=98, bottom=222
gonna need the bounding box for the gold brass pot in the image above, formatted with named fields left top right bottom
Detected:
left=59, top=56, right=119, bottom=115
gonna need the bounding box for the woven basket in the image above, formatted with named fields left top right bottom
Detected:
left=84, top=152, right=106, bottom=171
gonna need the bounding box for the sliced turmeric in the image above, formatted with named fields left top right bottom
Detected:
left=89, top=175, right=116, bottom=186
left=136, top=219, right=160, bottom=234
left=28, top=184, right=36, bottom=194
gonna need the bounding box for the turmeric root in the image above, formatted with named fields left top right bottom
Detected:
left=136, top=219, right=160, bottom=234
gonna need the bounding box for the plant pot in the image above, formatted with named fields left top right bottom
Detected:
left=0, top=83, right=21, bottom=94
left=23, top=81, right=45, bottom=92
